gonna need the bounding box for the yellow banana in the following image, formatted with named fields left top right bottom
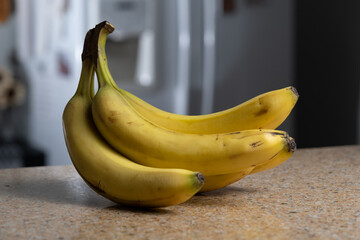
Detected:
left=91, top=22, right=294, bottom=176
left=62, top=32, right=204, bottom=207
left=119, top=86, right=298, bottom=134
left=120, top=83, right=297, bottom=190
left=118, top=85, right=297, bottom=186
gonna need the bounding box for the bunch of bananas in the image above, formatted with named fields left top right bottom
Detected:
left=62, top=22, right=298, bottom=208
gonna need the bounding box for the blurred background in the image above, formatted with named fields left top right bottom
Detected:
left=0, top=0, right=359, bottom=168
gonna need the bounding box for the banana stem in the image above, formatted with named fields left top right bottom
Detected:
left=79, top=21, right=115, bottom=89
left=77, top=26, right=97, bottom=98
left=89, top=21, right=117, bottom=89
left=75, top=58, right=95, bottom=98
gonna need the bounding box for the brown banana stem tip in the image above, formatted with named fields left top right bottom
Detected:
left=81, top=29, right=95, bottom=62
left=196, top=172, right=205, bottom=184
left=289, top=86, right=299, bottom=98
left=287, top=137, right=297, bottom=153
left=81, top=21, right=115, bottom=65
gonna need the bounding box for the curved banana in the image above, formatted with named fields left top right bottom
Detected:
left=118, top=84, right=297, bottom=183
left=91, top=23, right=294, bottom=176
left=62, top=37, right=204, bottom=207
left=119, top=86, right=298, bottom=134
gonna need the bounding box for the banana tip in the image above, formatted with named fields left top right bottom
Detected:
left=287, top=137, right=297, bottom=153
left=196, top=172, right=205, bottom=185
left=289, top=86, right=299, bottom=98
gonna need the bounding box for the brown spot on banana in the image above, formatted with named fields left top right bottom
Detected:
left=106, top=110, right=122, bottom=123
left=110, top=110, right=121, bottom=116
left=269, top=151, right=280, bottom=161
left=108, top=116, right=117, bottom=123
left=229, top=153, right=242, bottom=159
left=225, top=131, right=241, bottom=135
left=250, top=141, right=264, bottom=148
left=125, top=121, right=145, bottom=127
left=254, top=108, right=268, bottom=116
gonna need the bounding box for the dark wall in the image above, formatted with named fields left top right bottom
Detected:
left=295, top=1, right=360, bottom=148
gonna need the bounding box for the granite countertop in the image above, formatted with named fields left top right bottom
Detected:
left=0, top=145, right=359, bottom=239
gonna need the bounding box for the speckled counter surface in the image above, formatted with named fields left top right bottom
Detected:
left=0, top=145, right=359, bottom=240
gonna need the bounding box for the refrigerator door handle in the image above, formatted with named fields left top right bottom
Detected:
left=201, top=0, right=217, bottom=114
left=174, top=0, right=191, bottom=115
